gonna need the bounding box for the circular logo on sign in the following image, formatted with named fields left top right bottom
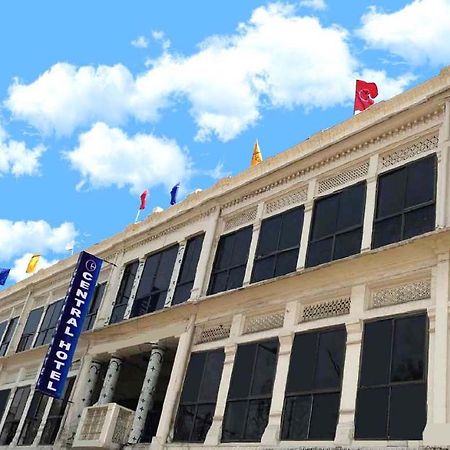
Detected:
left=86, top=260, right=97, bottom=272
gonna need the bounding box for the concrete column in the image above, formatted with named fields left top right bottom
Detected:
left=361, top=154, right=379, bottom=251
left=436, top=100, right=450, bottom=228
left=261, top=333, right=293, bottom=445
left=334, top=321, right=363, bottom=445
left=423, top=252, right=450, bottom=445
left=204, top=344, right=237, bottom=445
left=152, top=315, right=195, bottom=449
left=123, top=257, right=146, bottom=320
left=243, top=204, right=264, bottom=286
left=97, top=356, right=123, bottom=405
left=297, top=178, right=316, bottom=270
left=128, top=346, right=165, bottom=444
left=96, top=251, right=124, bottom=326
left=190, top=208, right=220, bottom=300
left=165, top=242, right=187, bottom=307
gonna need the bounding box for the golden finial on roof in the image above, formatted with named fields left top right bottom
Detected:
left=250, top=140, right=263, bottom=167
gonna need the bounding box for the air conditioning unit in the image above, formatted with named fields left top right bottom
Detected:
left=72, top=403, right=134, bottom=449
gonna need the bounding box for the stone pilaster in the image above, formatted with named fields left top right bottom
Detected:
left=97, top=356, right=122, bottom=405
left=128, top=346, right=165, bottom=444
left=436, top=100, right=450, bottom=228
left=165, top=243, right=187, bottom=307
left=423, top=252, right=450, bottom=445
left=261, top=333, right=293, bottom=445
left=152, top=315, right=195, bottom=449
left=361, top=154, right=379, bottom=251
left=123, top=257, right=146, bottom=320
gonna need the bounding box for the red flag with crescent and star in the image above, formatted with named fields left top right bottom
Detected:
left=354, top=80, right=378, bottom=113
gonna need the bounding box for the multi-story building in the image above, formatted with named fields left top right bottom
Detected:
left=2, top=67, right=450, bottom=449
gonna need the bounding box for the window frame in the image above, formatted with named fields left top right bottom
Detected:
left=0, top=385, right=31, bottom=445
left=280, top=325, right=347, bottom=441
left=83, top=282, right=107, bottom=331
left=173, top=349, right=225, bottom=443
left=16, top=308, right=44, bottom=353
left=372, top=154, right=437, bottom=249
left=172, top=233, right=205, bottom=305
left=34, top=299, right=64, bottom=348
left=251, top=206, right=304, bottom=283
left=222, top=339, right=279, bottom=443
left=109, top=260, right=139, bottom=324
left=0, top=317, right=18, bottom=357
left=17, top=391, right=49, bottom=446
left=208, top=225, right=253, bottom=296
left=306, top=181, right=366, bottom=268
left=130, top=243, right=179, bottom=318
left=354, top=311, right=428, bottom=440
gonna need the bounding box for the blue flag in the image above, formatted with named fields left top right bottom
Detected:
left=0, top=268, right=10, bottom=286
left=170, top=183, right=180, bottom=205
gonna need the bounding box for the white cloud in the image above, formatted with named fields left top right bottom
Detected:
left=299, top=0, right=326, bottom=10
left=5, top=3, right=414, bottom=142
left=65, top=122, right=190, bottom=193
left=151, top=30, right=171, bottom=51
left=9, top=253, right=58, bottom=283
left=6, top=63, right=135, bottom=135
left=0, top=219, right=77, bottom=261
left=358, top=0, right=450, bottom=65
left=0, top=125, right=46, bottom=176
left=131, top=36, right=149, bottom=48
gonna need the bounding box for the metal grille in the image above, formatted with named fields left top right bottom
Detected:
left=111, top=407, right=133, bottom=444
left=381, top=135, right=439, bottom=169
left=79, top=406, right=108, bottom=441
left=371, top=280, right=431, bottom=308
left=265, top=188, right=308, bottom=215
left=224, top=207, right=257, bottom=231
left=318, top=162, right=369, bottom=194
left=194, top=322, right=231, bottom=344
left=301, top=297, right=351, bottom=322
left=243, top=311, right=284, bottom=334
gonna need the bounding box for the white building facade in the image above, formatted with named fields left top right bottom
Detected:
left=2, top=68, right=450, bottom=449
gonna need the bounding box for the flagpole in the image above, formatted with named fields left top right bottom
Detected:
left=135, top=209, right=141, bottom=223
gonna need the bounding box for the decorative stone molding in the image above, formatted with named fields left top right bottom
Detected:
left=380, top=134, right=439, bottom=170
left=223, top=207, right=257, bottom=232
left=126, top=206, right=217, bottom=252
left=243, top=310, right=285, bottom=334
left=194, top=322, right=231, bottom=344
left=300, top=296, right=351, bottom=322
left=371, top=279, right=431, bottom=309
left=264, top=187, right=308, bottom=215
left=221, top=109, right=443, bottom=211
left=318, top=161, right=369, bottom=195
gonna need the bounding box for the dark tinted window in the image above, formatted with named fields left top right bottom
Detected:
left=355, top=313, right=427, bottom=439
left=34, top=300, right=64, bottom=347
left=373, top=155, right=436, bottom=249
left=83, top=283, right=107, bottom=331
left=17, top=308, right=44, bottom=352
left=281, top=327, right=346, bottom=440
left=0, top=317, right=18, bottom=357
left=17, top=391, right=49, bottom=445
left=131, top=244, right=179, bottom=317
left=307, top=182, right=366, bottom=267
left=174, top=349, right=225, bottom=443
left=252, top=207, right=304, bottom=283
left=0, top=390, right=10, bottom=423
left=172, top=234, right=204, bottom=305
left=208, top=226, right=252, bottom=295
left=0, top=385, right=30, bottom=445
left=222, top=339, right=278, bottom=442
left=40, top=377, right=75, bottom=445
left=110, top=261, right=139, bottom=324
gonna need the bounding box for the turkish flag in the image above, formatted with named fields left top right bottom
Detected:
left=354, top=80, right=378, bottom=113
left=139, top=190, right=148, bottom=210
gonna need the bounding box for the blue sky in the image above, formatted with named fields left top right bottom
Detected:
left=1, top=0, right=449, bottom=287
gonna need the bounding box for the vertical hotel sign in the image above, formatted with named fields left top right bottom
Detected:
left=36, top=251, right=102, bottom=398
